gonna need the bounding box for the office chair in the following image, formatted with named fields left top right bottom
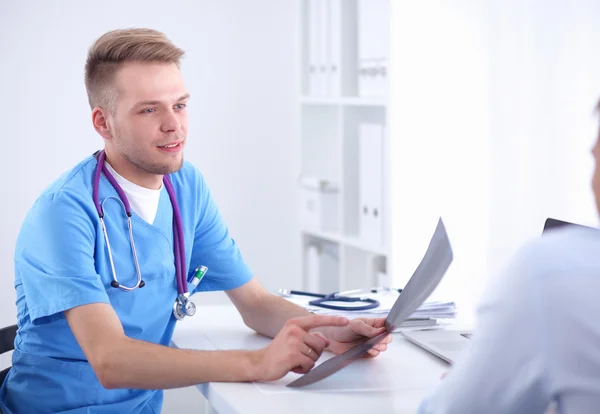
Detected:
left=0, top=324, right=17, bottom=386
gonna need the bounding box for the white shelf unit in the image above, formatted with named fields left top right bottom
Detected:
left=298, top=0, right=391, bottom=294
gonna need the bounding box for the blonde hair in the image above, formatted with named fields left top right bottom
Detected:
left=84, top=28, right=185, bottom=111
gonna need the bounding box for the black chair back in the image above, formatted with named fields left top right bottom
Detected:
left=0, top=324, right=17, bottom=386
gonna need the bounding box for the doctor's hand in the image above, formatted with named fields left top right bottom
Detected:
left=318, top=317, right=392, bottom=358
left=253, top=315, right=349, bottom=382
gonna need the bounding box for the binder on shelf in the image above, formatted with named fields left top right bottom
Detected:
left=376, top=271, right=391, bottom=288
left=358, top=123, right=384, bottom=246
left=357, top=0, right=389, bottom=97
left=303, top=240, right=340, bottom=293
left=328, top=0, right=342, bottom=96
left=306, top=244, right=320, bottom=292
left=318, top=0, right=330, bottom=96
left=306, top=0, right=344, bottom=97
left=307, top=0, right=320, bottom=96
left=299, top=176, right=339, bottom=232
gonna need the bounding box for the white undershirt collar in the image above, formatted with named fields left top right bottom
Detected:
left=104, top=162, right=162, bottom=225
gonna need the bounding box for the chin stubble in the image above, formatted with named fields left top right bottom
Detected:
left=123, top=152, right=184, bottom=176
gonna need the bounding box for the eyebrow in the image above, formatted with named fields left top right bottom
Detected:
left=134, top=93, right=191, bottom=107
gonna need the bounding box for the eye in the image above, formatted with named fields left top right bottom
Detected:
left=141, top=108, right=156, bottom=114
left=174, top=103, right=187, bottom=110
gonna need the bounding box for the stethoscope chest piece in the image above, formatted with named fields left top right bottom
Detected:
left=173, top=295, right=196, bottom=320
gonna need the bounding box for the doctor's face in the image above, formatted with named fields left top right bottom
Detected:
left=107, top=61, right=189, bottom=177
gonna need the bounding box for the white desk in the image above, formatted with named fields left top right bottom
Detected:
left=171, top=305, right=453, bottom=414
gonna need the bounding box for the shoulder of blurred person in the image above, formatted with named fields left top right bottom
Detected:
left=478, top=224, right=600, bottom=334
left=487, top=225, right=600, bottom=290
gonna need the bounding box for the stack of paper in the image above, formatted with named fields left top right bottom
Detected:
left=411, top=301, right=457, bottom=319
left=280, top=289, right=457, bottom=331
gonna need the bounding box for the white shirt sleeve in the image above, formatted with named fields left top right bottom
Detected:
left=418, top=241, right=554, bottom=414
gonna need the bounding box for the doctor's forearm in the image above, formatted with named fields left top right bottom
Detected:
left=97, top=337, right=262, bottom=389
left=241, top=294, right=311, bottom=338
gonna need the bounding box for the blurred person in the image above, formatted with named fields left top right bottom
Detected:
left=419, top=104, right=600, bottom=413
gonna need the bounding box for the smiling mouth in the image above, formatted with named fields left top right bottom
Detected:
left=158, top=141, right=183, bottom=149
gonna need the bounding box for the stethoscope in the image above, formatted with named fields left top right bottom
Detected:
left=92, top=150, right=196, bottom=321
left=278, top=288, right=393, bottom=311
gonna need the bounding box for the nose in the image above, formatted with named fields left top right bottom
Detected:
left=160, top=109, right=181, bottom=134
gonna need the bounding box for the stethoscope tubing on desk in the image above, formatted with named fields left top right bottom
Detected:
left=283, top=287, right=402, bottom=298
left=285, top=290, right=327, bottom=298
left=309, top=296, right=380, bottom=311
left=281, top=290, right=381, bottom=311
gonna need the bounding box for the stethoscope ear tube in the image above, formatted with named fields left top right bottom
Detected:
left=99, top=199, right=144, bottom=292
left=110, top=280, right=146, bottom=288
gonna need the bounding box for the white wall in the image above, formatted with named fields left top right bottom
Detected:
left=0, top=1, right=299, bottom=328
left=390, top=0, right=600, bottom=314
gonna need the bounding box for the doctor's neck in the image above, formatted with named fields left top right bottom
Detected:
left=102, top=149, right=164, bottom=190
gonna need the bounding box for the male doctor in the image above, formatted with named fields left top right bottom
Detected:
left=0, top=28, right=391, bottom=414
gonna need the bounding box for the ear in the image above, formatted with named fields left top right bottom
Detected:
left=92, top=107, right=113, bottom=140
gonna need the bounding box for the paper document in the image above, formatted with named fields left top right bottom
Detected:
left=286, top=218, right=453, bottom=388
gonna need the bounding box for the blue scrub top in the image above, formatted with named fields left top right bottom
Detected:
left=0, top=155, right=253, bottom=414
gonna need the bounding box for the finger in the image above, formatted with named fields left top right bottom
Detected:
left=372, top=343, right=388, bottom=353
left=377, top=334, right=392, bottom=345
left=355, top=317, right=387, bottom=329
left=291, top=315, right=349, bottom=331
left=292, top=355, right=316, bottom=374
left=351, top=320, right=386, bottom=338
left=365, top=348, right=380, bottom=358
left=311, top=331, right=330, bottom=347
left=301, top=333, right=328, bottom=361
left=372, top=318, right=387, bottom=329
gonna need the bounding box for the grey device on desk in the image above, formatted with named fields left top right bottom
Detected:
left=402, top=330, right=472, bottom=364
left=287, top=217, right=454, bottom=388
left=403, top=217, right=592, bottom=365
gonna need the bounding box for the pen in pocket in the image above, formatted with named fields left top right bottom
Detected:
left=188, top=265, right=208, bottom=288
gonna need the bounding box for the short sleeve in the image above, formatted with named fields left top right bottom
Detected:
left=15, top=192, right=109, bottom=325
left=188, top=171, right=253, bottom=292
